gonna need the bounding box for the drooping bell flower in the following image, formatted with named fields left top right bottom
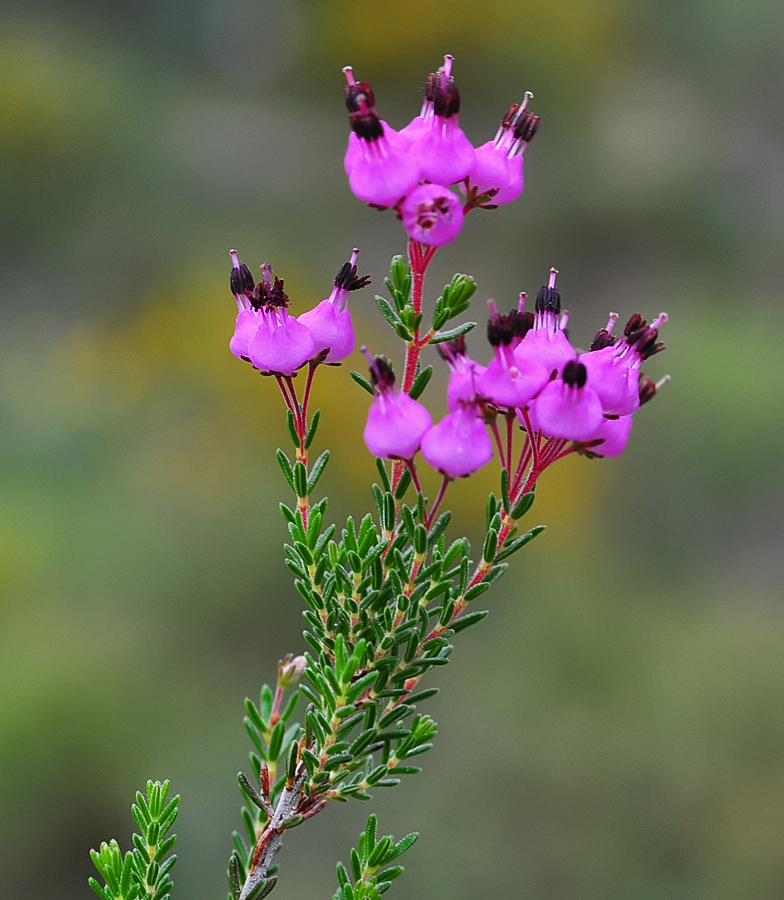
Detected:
left=400, top=183, right=465, bottom=247
left=244, top=263, right=316, bottom=376
left=343, top=67, right=420, bottom=208
left=297, top=249, right=371, bottom=363
left=476, top=302, right=549, bottom=409
left=516, top=269, right=577, bottom=377
left=580, top=311, right=668, bottom=417
left=437, top=336, right=486, bottom=412
left=586, top=414, right=633, bottom=458
left=402, top=55, right=476, bottom=187
left=532, top=359, right=605, bottom=441
left=421, top=400, right=493, bottom=478
left=229, top=250, right=261, bottom=362
left=579, top=372, right=670, bottom=457
left=466, top=93, right=540, bottom=205
left=362, top=351, right=432, bottom=460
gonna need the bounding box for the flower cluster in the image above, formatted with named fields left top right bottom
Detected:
left=213, top=51, right=678, bottom=900
left=228, top=248, right=371, bottom=375
left=343, top=55, right=540, bottom=246
left=362, top=267, right=668, bottom=494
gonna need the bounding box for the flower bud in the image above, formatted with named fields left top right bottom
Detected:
left=279, top=654, right=307, bottom=687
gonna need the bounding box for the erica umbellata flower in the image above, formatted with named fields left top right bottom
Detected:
left=402, top=55, right=476, bottom=187
left=584, top=373, right=671, bottom=457
left=343, top=68, right=420, bottom=208
left=298, top=249, right=371, bottom=363
left=229, top=250, right=260, bottom=362
left=516, top=269, right=576, bottom=377
left=531, top=359, right=605, bottom=442
left=421, top=400, right=493, bottom=478
left=231, top=259, right=316, bottom=376
left=579, top=311, right=668, bottom=417
left=467, top=92, right=540, bottom=205
left=477, top=302, right=548, bottom=409
left=400, top=183, right=464, bottom=246
left=363, top=352, right=432, bottom=460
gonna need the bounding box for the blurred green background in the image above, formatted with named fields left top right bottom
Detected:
left=1, top=1, right=783, bottom=898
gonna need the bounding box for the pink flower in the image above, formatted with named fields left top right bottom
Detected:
left=229, top=250, right=261, bottom=361
left=531, top=360, right=605, bottom=441
left=476, top=303, right=549, bottom=409
left=516, top=269, right=576, bottom=377
left=400, top=183, right=464, bottom=246
left=228, top=256, right=316, bottom=375
left=402, top=56, right=476, bottom=186
left=297, top=249, right=371, bottom=363
left=466, top=93, right=540, bottom=204
left=421, top=402, right=493, bottom=478
left=580, top=312, right=668, bottom=416
left=362, top=352, right=432, bottom=460
left=586, top=415, right=633, bottom=457
left=343, top=68, right=420, bottom=208
left=437, top=336, right=487, bottom=412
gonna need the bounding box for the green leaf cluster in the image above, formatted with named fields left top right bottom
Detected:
left=273, top=461, right=522, bottom=810
left=431, top=272, right=477, bottom=337
left=89, top=781, right=178, bottom=900
left=372, top=258, right=477, bottom=348
left=334, top=815, right=418, bottom=900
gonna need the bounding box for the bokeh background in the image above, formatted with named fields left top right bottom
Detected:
left=2, top=0, right=784, bottom=898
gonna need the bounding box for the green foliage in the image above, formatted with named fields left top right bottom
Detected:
left=374, top=260, right=477, bottom=349
left=333, top=815, right=418, bottom=900
left=89, top=781, right=178, bottom=900
left=431, top=273, right=477, bottom=332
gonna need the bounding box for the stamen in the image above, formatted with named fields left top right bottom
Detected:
left=512, top=91, right=534, bottom=125
left=548, top=268, right=558, bottom=290
left=441, top=54, right=454, bottom=80
left=342, top=66, right=356, bottom=86
left=651, top=312, right=669, bottom=330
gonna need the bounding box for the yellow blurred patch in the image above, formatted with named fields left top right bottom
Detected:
left=311, top=0, right=624, bottom=75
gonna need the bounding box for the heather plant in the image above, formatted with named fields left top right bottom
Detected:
left=89, top=55, right=669, bottom=900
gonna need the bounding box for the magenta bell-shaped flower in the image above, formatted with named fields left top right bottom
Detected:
left=516, top=269, right=576, bottom=377
left=421, top=402, right=493, bottom=478
left=466, top=93, right=540, bottom=204
left=362, top=352, right=432, bottom=460
left=400, top=183, right=464, bottom=246
left=532, top=360, right=605, bottom=441
left=343, top=68, right=420, bottom=208
left=229, top=259, right=316, bottom=376
left=249, top=308, right=316, bottom=376
left=403, top=56, right=476, bottom=186
left=297, top=249, right=371, bottom=363
left=580, top=311, right=668, bottom=417
left=229, top=250, right=262, bottom=361
left=438, top=336, right=486, bottom=412
left=476, top=303, right=549, bottom=409
left=587, top=415, right=633, bottom=457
